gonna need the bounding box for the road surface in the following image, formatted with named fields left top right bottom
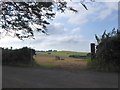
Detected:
left=2, top=66, right=118, bottom=88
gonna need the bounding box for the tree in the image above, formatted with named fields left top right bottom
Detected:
left=94, top=28, right=120, bottom=71
left=0, top=0, right=93, bottom=40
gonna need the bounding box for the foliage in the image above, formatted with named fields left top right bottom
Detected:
left=86, top=53, right=91, bottom=57
left=69, top=55, right=81, bottom=58
left=0, top=0, right=93, bottom=40
left=2, top=47, right=35, bottom=65
left=69, top=54, right=88, bottom=59
left=93, top=28, right=120, bottom=71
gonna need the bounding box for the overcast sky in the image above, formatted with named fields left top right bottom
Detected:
left=0, top=1, right=118, bottom=52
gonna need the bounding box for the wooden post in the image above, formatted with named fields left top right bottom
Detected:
left=10, top=47, right=12, bottom=50
left=0, top=47, right=2, bottom=89
left=0, top=47, right=2, bottom=65
left=91, top=43, right=95, bottom=60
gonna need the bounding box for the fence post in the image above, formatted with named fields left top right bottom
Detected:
left=91, top=43, right=95, bottom=60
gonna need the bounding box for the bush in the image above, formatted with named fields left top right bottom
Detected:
left=2, top=47, right=35, bottom=65
left=69, top=55, right=87, bottom=59
left=86, top=53, right=91, bottom=57
left=69, top=55, right=80, bottom=58
left=93, top=28, right=120, bottom=72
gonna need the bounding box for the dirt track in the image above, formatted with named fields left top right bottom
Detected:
left=2, top=66, right=118, bottom=88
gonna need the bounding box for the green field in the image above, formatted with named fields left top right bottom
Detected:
left=36, top=51, right=89, bottom=57
left=34, top=51, right=90, bottom=70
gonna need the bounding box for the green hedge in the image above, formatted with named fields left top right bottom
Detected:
left=93, top=28, right=120, bottom=72
left=2, top=47, right=35, bottom=65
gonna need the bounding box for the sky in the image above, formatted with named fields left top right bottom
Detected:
left=0, top=0, right=118, bottom=52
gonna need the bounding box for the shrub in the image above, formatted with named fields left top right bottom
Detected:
left=69, top=55, right=87, bottom=59
left=93, top=28, right=120, bottom=72
left=69, top=55, right=80, bottom=58
left=2, top=47, right=35, bottom=65
left=86, top=53, right=91, bottom=57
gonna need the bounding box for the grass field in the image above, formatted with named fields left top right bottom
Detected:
left=33, top=52, right=89, bottom=70
left=36, top=51, right=89, bottom=57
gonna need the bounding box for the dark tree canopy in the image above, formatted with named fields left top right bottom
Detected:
left=94, top=28, right=120, bottom=71
left=0, top=0, right=93, bottom=40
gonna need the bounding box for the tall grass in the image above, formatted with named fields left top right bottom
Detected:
left=33, top=55, right=88, bottom=70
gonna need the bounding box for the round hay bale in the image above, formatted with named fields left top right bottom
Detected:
left=55, top=56, right=60, bottom=60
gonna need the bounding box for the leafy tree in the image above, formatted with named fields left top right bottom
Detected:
left=0, top=0, right=94, bottom=40
left=94, top=28, right=120, bottom=71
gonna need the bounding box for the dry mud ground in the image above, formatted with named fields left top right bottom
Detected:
left=2, top=66, right=118, bottom=88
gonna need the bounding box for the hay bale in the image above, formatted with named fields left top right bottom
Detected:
left=55, top=56, right=60, bottom=60
left=61, top=58, right=64, bottom=60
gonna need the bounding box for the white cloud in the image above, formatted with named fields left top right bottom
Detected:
left=97, top=8, right=112, bottom=20
left=68, top=14, right=88, bottom=25
left=96, top=0, right=119, bottom=2
left=47, top=23, right=65, bottom=34
left=30, top=35, right=89, bottom=52
left=0, top=22, right=88, bottom=51
left=55, top=2, right=118, bottom=26
left=64, top=0, right=119, bottom=2
left=95, top=2, right=118, bottom=20
left=0, top=2, right=118, bottom=52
